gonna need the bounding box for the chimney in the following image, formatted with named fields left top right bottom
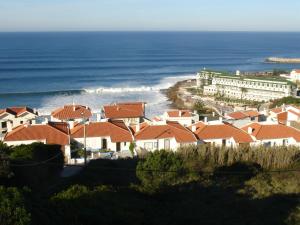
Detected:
left=219, top=117, right=223, bottom=122
left=282, top=104, right=286, bottom=112
left=248, top=127, right=253, bottom=134
left=286, top=120, right=291, bottom=127
left=204, top=117, right=208, bottom=123
left=69, top=121, right=75, bottom=129
left=96, top=113, right=101, bottom=122
left=7, top=121, right=13, bottom=132
left=212, top=112, right=215, bottom=117
left=192, top=125, right=196, bottom=132
left=136, top=123, right=140, bottom=133
left=179, top=110, right=182, bottom=117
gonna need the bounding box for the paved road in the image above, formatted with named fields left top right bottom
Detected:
left=60, top=165, right=83, bottom=178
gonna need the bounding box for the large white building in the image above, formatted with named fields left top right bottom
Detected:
left=197, top=70, right=296, bottom=102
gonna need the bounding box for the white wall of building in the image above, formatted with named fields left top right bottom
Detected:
left=73, top=137, right=131, bottom=152
left=250, top=137, right=299, bottom=147
left=135, top=138, right=196, bottom=152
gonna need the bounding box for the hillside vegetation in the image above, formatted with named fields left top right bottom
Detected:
left=1, top=142, right=300, bottom=225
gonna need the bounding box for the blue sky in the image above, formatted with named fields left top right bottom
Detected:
left=0, top=0, right=300, bottom=31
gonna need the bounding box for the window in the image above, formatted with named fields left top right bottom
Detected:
left=263, top=142, right=271, bottom=148
left=144, top=142, right=153, bottom=150
left=1, top=121, right=7, bottom=128
left=154, top=142, right=158, bottom=149
left=283, top=139, right=287, bottom=146
left=164, top=139, right=170, bottom=150
left=102, top=139, right=107, bottom=149
left=20, top=121, right=23, bottom=124
left=222, top=139, right=226, bottom=147
left=124, top=142, right=127, bottom=146
left=116, top=142, right=121, bottom=152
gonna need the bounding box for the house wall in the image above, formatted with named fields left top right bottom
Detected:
left=0, top=113, right=37, bottom=134
left=202, top=137, right=239, bottom=148
left=135, top=138, right=196, bottom=152
left=250, top=137, right=299, bottom=147
left=73, top=136, right=130, bottom=152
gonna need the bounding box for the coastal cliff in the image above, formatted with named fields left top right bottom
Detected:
left=266, top=57, right=300, bottom=63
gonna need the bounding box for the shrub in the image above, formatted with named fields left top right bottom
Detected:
left=9, top=143, right=64, bottom=188
left=136, top=150, right=188, bottom=193
left=0, top=186, right=31, bottom=225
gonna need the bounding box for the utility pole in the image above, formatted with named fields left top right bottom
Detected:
left=81, top=113, right=87, bottom=166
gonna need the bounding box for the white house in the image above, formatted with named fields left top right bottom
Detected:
left=268, top=105, right=300, bottom=125
left=4, top=122, right=71, bottom=161
left=134, top=121, right=197, bottom=151
left=225, top=110, right=262, bottom=128
left=242, top=122, right=300, bottom=147
left=102, top=102, right=146, bottom=125
left=71, top=120, right=133, bottom=152
left=162, top=110, right=199, bottom=126
left=289, top=69, right=300, bottom=82
left=51, top=104, right=92, bottom=127
left=189, top=121, right=253, bottom=148
left=0, top=107, right=38, bottom=136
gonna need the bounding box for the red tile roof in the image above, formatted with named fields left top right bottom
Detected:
left=51, top=105, right=92, bottom=121
left=190, top=122, right=253, bottom=143
left=0, top=107, right=37, bottom=117
left=71, top=120, right=133, bottom=142
left=270, top=108, right=282, bottom=114
left=167, top=110, right=192, bottom=118
left=103, top=102, right=145, bottom=119
left=4, top=123, right=69, bottom=146
left=242, top=123, right=300, bottom=141
left=134, top=121, right=197, bottom=143
left=227, top=110, right=260, bottom=120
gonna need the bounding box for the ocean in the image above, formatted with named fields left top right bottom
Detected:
left=0, top=31, right=300, bottom=117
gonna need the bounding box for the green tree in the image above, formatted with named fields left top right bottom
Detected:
left=0, top=186, right=31, bottom=225
left=193, top=101, right=207, bottom=114
left=0, top=142, right=12, bottom=179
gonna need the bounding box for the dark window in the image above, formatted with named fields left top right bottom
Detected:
left=102, top=139, right=107, bottom=149
left=222, top=139, right=226, bottom=147
left=20, top=121, right=24, bottom=124
left=116, top=142, right=121, bottom=152
left=1, top=121, right=7, bottom=128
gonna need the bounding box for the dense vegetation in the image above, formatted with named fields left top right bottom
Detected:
left=270, top=96, right=300, bottom=108
left=1, top=142, right=300, bottom=225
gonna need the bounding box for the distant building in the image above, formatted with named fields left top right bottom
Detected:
left=0, top=107, right=38, bottom=135
left=289, top=69, right=300, bottom=82
left=102, top=102, right=146, bottom=125
left=197, top=69, right=296, bottom=102
left=162, top=110, right=199, bottom=126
